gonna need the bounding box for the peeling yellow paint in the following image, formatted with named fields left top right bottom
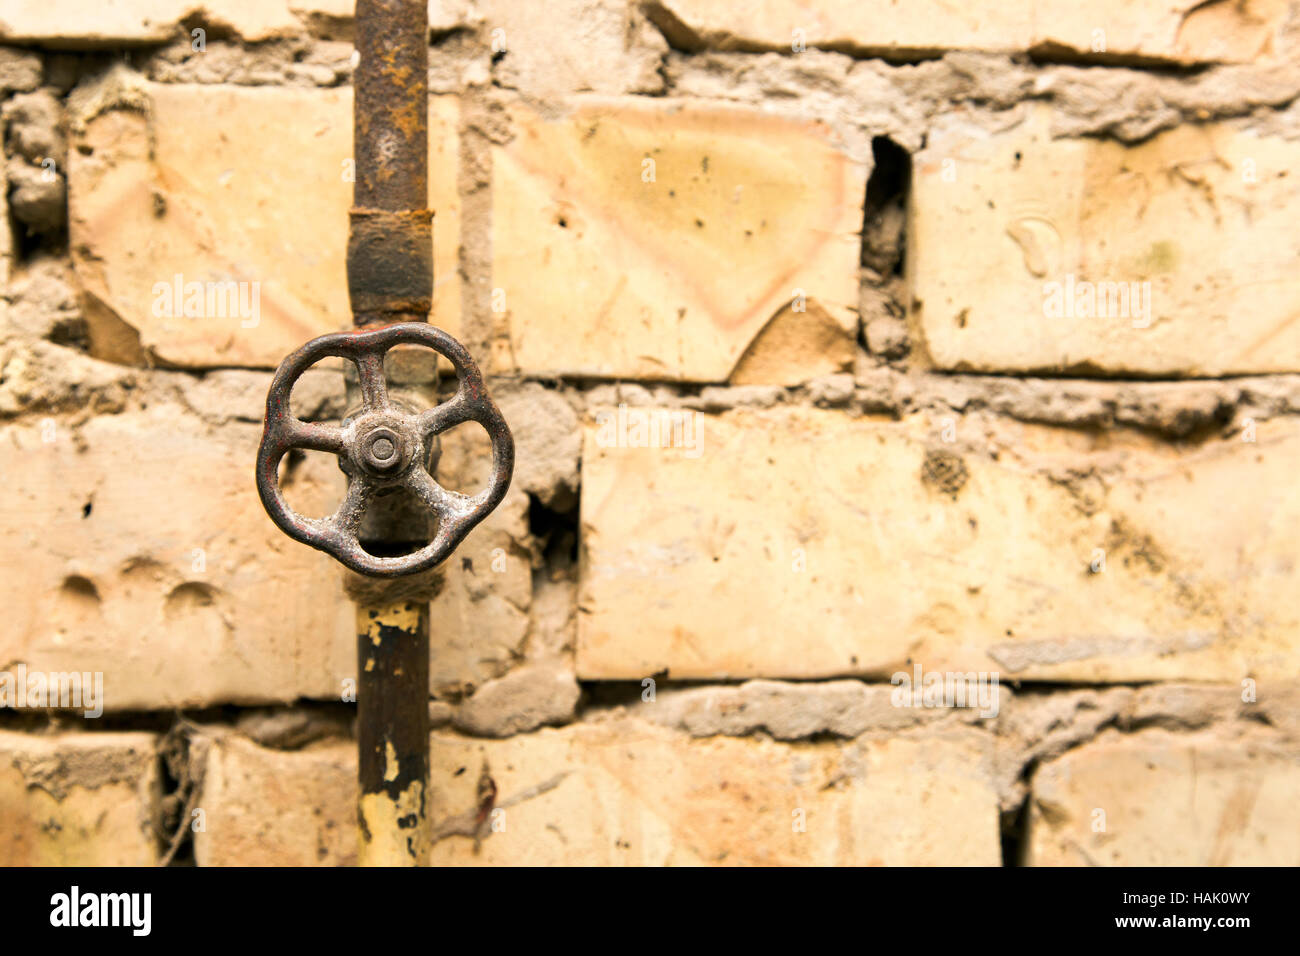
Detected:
left=383, top=740, right=399, bottom=783
left=357, top=602, right=421, bottom=646
left=359, top=781, right=427, bottom=866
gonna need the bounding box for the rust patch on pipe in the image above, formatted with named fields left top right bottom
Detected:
left=350, top=0, right=432, bottom=325
left=348, top=208, right=434, bottom=323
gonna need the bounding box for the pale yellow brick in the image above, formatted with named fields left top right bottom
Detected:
left=189, top=721, right=1001, bottom=865
left=193, top=733, right=356, bottom=866
left=0, top=0, right=302, bottom=44
left=0, top=731, right=160, bottom=866
left=648, top=0, right=1289, bottom=64
left=475, top=0, right=665, bottom=98
left=1026, top=727, right=1300, bottom=865
left=430, top=720, right=1000, bottom=865
left=492, top=97, right=863, bottom=384
left=578, top=406, right=1300, bottom=682
left=0, top=405, right=355, bottom=710
left=68, top=77, right=461, bottom=368
left=912, top=106, right=1300, bottom=376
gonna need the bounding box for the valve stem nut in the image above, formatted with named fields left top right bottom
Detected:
left=360, top=425, right=406, bottom=476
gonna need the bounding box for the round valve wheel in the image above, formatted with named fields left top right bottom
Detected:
left=256, top=323, right=514, bottom=578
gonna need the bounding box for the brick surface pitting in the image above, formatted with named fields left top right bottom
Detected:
left=0, top=406, right=355, bottom=710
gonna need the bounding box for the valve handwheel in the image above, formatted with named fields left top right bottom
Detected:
left=256, top=323, right=514, bottom=578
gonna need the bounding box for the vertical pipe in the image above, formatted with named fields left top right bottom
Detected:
left=356, top=601, right=430, bottom=866
left=349, top=0, right=433, bottom=865
left=349, top=0, right=433, bottom=327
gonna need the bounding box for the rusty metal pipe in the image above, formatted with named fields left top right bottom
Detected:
left=357, top=601, right=430, bottom=865
left=349, top=0, right=433, bottom=327
left=349, top=0, right=432, bottom=865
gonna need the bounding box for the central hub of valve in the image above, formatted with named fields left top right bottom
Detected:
left=354, top=420, right=412, bottom=478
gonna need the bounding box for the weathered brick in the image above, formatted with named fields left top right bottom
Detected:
left=190, top=720, right=1001, bottom=865
left=0, top=1, right=302, bottom=45
left=193, top=732, right=356, bottom=866
left=1026, top=727, right=1300, bottom=865
left=0, top=731, right=160, bottom=866
left=68, top=74, right=461, bottom=368
left=430, top=720, right=999, bottom=865
left=578, top=406, right=1300, bottom=682
left=492, top=97, right=863, bottom=384
left=476, top=0, right=666, bottom=98
left=912, top=106, right=1300, bottom=376
left=0, top=405, right=355, bottom=710
left=646, top=0, right=1290, bottom=64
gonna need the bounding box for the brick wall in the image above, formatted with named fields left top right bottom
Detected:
left=1, top=0, right=1298, bottom=866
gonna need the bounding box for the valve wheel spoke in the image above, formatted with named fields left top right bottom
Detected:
left=332, top=476, right=374, bottom=537
left=405, top=466, right=476, bottom=521
left=286, top=420, right=345, bottom=454
left=355, top=351, right=388, bottom=409
left=418, top=393, right=474, bottom=439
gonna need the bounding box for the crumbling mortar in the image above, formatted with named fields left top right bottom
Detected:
left=660, top=48, right=1300, bottom=151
